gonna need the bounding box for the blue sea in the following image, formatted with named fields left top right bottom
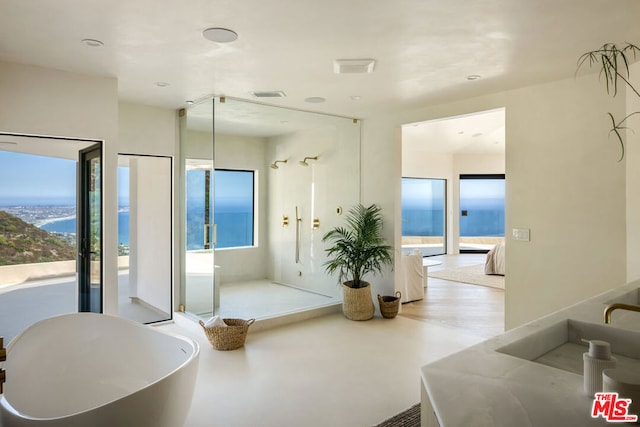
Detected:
left=39, top=202, right=253, bottom=250
left=403, top=198, right=505, bottom=237
left=41, top=211, right=131, bottom=246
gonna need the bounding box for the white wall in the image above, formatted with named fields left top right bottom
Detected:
left=267, top=121, right=361, bottom=296
left=118, top=103, right=177, bottom=155
left=627, top=62, right=640, bottom=281
left=0, top=61, right=120, bottom=314
left=360, top=115, right=400, bottom=299
left=129, top=157, right=172, bottom=313
left=118, top=102, right=177, bottom=314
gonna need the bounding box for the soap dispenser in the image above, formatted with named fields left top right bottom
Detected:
left=583, top=339, right=616, bottom=397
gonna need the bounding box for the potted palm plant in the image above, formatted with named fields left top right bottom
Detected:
left=322, top=204, right=393, bottom=320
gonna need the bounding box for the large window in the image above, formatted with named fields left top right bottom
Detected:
left=401, top=177, right=446, bottom=256
left=214, top=169, right=255, bottom=248
left=186, top=168, right=255, bottom=250
left=459, top=174, right=505, bottom=252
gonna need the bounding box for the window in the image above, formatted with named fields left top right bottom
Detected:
left=401, top=177, right=446, bottom=256
left=214, top=169, right=255, bottom=249
left=186, top=168, right=255, bottom=250
left=459, top=174, right=505, bottom=252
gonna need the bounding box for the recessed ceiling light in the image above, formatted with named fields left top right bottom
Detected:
left=350, top=95, right=362, bottom=101
left=466, top=74, right=482, bottom=81
left=82, top=39, right=104, bottom=47
left=305, top=97, right=326, bottom=103
left=155, top=82, right=170, bottom=87
left=203, top=27, right=238, bottom=43
left=186, top=100, right=194, bottom=105
left=472, top=132, right=483, bottom=137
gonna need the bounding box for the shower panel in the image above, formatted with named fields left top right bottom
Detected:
left=295, top=206, right=302, bottom=264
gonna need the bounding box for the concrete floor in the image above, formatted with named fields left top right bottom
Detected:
left=160, top=253, right=504, bottom=427
left=160, top=310, right=487, bottom=427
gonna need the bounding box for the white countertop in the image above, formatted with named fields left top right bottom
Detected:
left=420, top=280, right=640, bottom=426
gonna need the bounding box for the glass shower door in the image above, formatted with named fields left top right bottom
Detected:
left=184, top=160, right=215, bottom=317
left=181, top=99, right=216, bottom=319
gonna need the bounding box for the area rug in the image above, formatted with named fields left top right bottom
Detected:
left=373, top=403, right=420, bottom=427
left=428, top=264, right=505, bottom=290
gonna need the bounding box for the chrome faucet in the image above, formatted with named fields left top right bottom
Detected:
left=604, top=303, right=640, bottom=324
left=0, top=337, right=5, bottom=394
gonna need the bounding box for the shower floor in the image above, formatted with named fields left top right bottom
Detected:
left=187, top=279, right=339, bottom=320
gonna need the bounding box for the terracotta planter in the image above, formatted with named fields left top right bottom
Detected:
left=342, top=281, right=374, bottom=321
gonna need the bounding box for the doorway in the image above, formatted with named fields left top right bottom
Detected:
left=0, top=133, right=101, bottom=342
left=117, top=154, right=173, bottom=323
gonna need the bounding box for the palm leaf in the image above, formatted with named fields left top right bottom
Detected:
left=577, top=43, right=640, bottom=160
left=322, top=204, right=393, bottom=288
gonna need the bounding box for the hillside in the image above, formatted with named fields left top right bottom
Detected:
left=0, top=211, right=76, bottom=266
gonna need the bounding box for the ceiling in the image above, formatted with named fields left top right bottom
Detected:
left=0, top=0, right=639, bottom=142
left=403, top=108, right=505, bottom=155
left=0, top=134, right=96, bottom=160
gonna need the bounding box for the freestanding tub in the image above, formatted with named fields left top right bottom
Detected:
left=0, top=313, right=199, bottom=427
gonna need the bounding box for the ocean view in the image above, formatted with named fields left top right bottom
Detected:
left=1, top=200, right=253, bottom=250
left=40, top=210, right=131, bottom=246
left=402, top=198, right=505, bottom=237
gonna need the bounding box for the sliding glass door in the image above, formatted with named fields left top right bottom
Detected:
left=459, top=174, right=505, bottom=253
left=401, top=177, right=446, bottom=256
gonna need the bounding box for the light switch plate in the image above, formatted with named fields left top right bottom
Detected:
left=512, top=228, right=530, bottom=241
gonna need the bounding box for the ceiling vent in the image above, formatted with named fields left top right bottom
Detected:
left=250, top=91, right=286, bottom=98
left=333, top=59, right=376, bottom=74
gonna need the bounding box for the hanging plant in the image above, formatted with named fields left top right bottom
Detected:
left=577, top=42, right=640, bottom=160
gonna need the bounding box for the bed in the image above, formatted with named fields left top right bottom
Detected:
left=484, top=242, right=505, bottom=276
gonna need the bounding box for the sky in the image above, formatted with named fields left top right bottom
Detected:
left=0, top=151, right=76, bottom=205
left=402, top=177, right=505, bottom=209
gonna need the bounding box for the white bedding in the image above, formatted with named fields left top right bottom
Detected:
left=484, top=242, right=505, bottom=276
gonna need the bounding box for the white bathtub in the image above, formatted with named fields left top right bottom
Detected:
left=0, top=313, right=199, bottom=427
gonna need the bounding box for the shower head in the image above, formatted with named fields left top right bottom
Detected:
left=270, top=159, right=287, bottom=169
left=298, top=156, right=318, bottom=166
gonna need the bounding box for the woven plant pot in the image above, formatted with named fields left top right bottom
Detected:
left=378, top=291, right=401, bottom=319
left=342, top=281, right=374, bottom=321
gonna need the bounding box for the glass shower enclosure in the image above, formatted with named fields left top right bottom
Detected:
left=179, top=97, right=361, bottom=320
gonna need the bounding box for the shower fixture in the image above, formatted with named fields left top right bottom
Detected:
left=298, top=156, right=318, bottom=166
left=270, top=159, right=287, bottom=169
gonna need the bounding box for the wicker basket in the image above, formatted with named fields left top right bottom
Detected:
left=199, top=318, right=255, bottom=351
left=378, top=291, right=401, bottom=319
left=342, top=282, right=375, bottom=321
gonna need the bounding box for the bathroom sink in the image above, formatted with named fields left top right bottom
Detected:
left=496, top=319, right=640, bottom=375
